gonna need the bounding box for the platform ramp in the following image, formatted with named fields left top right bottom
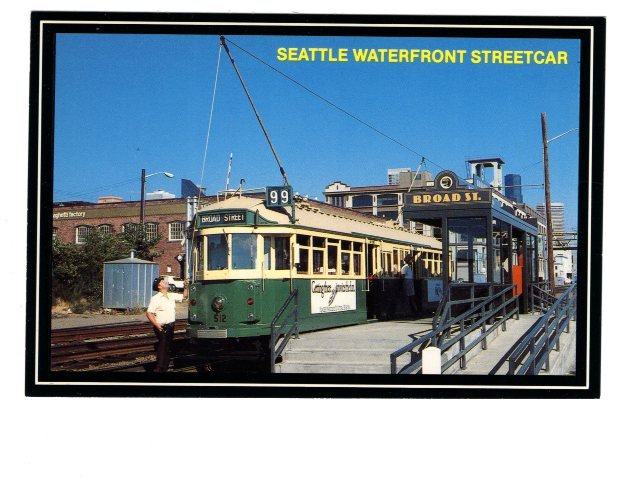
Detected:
left=452, top=312, right=575, bottom=375
left=274, top=320, right=433, bottom=374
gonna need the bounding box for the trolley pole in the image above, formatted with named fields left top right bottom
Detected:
left=541, top=112, right=555, bottom=293
left=220, top=35, right=290, bottom=187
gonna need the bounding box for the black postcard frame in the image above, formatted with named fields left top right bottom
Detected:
left=26, top=12, right=605, bottom=398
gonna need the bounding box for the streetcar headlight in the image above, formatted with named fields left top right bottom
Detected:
left=211, top=296, right=225, bottom=312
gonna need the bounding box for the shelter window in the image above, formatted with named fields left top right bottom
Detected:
left=169, top=221, right=184, bottom=241
left=231, top=234, right=257, bottom=270
left=75, top=225, right=93, bottom=244
left=207, top=234, right=228, bottom=270
left=449, top=217, right=488, bottom=283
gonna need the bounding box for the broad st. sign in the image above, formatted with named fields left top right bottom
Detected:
left=405, top=189, right=492, bottom=206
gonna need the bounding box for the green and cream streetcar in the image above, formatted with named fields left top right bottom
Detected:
left=187, top=193, right=442, bottom=348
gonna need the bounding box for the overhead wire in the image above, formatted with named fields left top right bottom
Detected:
left=223, top=36, right=450, bottom=174
left=197, top=42, right=223, bottom=204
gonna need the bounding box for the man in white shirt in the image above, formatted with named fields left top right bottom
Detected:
left=400, top=254, right=419, bottom=316
left=146, top=276, right=188, bottom=372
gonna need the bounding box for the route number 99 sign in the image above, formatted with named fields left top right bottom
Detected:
left=266, top=186, right=294, bottom=208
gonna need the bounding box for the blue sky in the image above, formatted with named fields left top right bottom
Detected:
left=54, top=33, right=581, bottom=229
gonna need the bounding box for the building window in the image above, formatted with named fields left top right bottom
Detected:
left=75, top=225, right=93, bottom=244
left=377, top=194, right=398, bottom=206
left=122, top=223, right=139, bottom=234
left=145, top=222, right=158, bottom=241
left=352, top=195, right=373, bottom=207
left=169, top=221, right=184, bottom=241
left=98, top=224, right=113, bottom=235
left=52, top=228, right=58, bottom=240
left=330, top=196, right=344, bottom=208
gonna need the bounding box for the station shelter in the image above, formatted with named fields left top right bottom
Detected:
left=403, top=169, right=539, bottom=313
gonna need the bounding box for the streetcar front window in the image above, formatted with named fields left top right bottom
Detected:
left=207, top=234, right=228, bottom=270
left=232, top=234, right=257, bottom=270
left=196, top=237, right=204, bottom=272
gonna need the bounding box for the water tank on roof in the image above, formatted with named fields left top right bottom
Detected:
left=103, top=250, right=159, bottom=309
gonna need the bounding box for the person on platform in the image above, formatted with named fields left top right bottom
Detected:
left=146, top=276, right=189, bottom=372
left=400, top=254, right=419, bottom=316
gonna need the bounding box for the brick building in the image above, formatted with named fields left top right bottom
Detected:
left=53, top=197, right=208, bottom=277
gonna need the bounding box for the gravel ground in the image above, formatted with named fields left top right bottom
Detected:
left=51, top=301, right=189, bottom=330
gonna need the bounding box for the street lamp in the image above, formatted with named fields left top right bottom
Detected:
left=541, top=112, right=578, bottom=292
left=140, top=169, right=174, bottom=226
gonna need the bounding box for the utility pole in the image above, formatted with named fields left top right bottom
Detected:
left=541, top=112, right=555, bottom=292
left=140, top=168, right=146, bottom=227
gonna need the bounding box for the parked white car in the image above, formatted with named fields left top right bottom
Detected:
left=162, top=275, right=184, bottom=292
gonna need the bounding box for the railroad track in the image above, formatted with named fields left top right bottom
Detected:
left=50, top=320, right=268, bottom=373
left=51, top=321, right=189, bottom=371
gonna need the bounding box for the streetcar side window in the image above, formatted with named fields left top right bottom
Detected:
left=207, top=234, right=228, bottom=270
left=274, top=236, right=290, bottom=270
left=382, top=252, right=392, bottom=276
left=392, top=250, right=398, bottom=275
left=353, top=249, right=362, bottom=275
left=341, top=251, right=351, bottom=275
left=297, top=248, right=309, bottom=274
left=231, top=234, right=257, bottom=270
left=263, top=236, right=271, bottom=270
left=296, top=234, right=310, bottom=274
left=327, top=244, right=338, bottom=275
left=312, top=249, right=325, bottom=274
left=312, top=236, right=325, bottom=274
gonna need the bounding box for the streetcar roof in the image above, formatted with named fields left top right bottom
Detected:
left=197, top=195, right=441, bottom=249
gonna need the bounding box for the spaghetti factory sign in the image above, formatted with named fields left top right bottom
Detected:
left=406, top=189, right=491, bottom=206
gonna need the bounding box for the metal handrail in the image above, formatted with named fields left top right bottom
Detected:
left=391, top=284, right=519, bottom=374
left=529, top=282, right=556, bottom=313
left=269, top=289, right=299, bottom=373
left=508, top=282, right=576, bottom=375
